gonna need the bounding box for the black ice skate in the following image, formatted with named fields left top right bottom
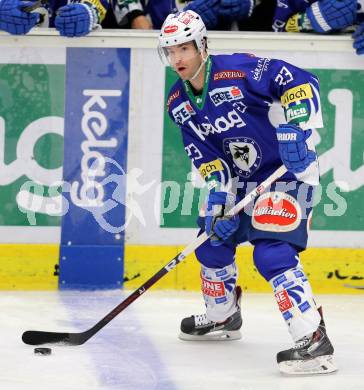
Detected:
left=277, top=307, right=337, bottom=375
left=179, top=286, right=242, bottom=341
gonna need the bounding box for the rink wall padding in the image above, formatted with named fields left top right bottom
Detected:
left=59, top=48, right=130, bottom=289
left=0, top=244, right=363, bottom=292
left=0, top=244, right=58, bottom=290
left=123, top=246, right=364, bottom=295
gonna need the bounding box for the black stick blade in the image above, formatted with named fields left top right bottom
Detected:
left=22, top=331, right=73, bottom=346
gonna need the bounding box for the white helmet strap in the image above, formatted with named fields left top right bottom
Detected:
left=189, top=51, right=209, bottom=81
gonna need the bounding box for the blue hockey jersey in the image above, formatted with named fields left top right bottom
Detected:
left=166, top=53, right=322, bottom=192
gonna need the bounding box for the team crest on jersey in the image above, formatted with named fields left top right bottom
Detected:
left=172, top=100, right=195, bottom=124
left=252, top=192, right=302, bottom=232
left=223, top=137, right=262, bottom=178
left=209, top=86, right=244, bottom=106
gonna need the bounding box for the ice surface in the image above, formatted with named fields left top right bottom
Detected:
left=1, top=290, right=363, bottom=390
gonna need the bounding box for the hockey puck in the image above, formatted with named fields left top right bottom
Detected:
left=34, top=347, right=52, bottom=356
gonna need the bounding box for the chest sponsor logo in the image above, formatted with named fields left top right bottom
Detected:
left=172, top=100, right=195, bottom=124
left=281, top=83, right=313, bottom=107
left=223, top=137, right=262, bottom=178
left=188, top=109, right=245, bottom=141
left=252, top=192, right=302, bottom=232
left=209, top=86, right=244, bottom=106
left=213, top=70, right=246, bottom=81
left=198, top=159, right=224, bottom=179
left=285, top=103, right=309, bottom=123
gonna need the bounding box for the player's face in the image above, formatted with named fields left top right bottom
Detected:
left=165, top=42, right=202, bottom=80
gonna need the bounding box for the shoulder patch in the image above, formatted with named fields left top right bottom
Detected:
left=285, top=103, right=309, bottom=124
left=251, top=58, right=271, bottom=82
left=199, top=159, right=224, bottom=179
left=167, top=89, right=180, bottom=110
left=281, top=84, right=313, bottom=107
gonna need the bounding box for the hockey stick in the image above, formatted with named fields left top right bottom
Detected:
left=23, top=0, right=48, bottom=13
left=22, top=165, right=287, bottom=346
left=23, top=0, right=49, bottom=27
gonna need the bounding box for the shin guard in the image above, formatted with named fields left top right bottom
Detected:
left=270, top=266, right=321, bottom=341
left=201, top=262, right=238, bottom=323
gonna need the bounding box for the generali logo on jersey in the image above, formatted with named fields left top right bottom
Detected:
left=213, top=70, right=246, bottom=81
left=252, top=192, right=302, bottom=232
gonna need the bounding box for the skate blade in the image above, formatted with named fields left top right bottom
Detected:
left=278, top=355, right=338, bottom=376
left=179, top=330, right=241, bottom=341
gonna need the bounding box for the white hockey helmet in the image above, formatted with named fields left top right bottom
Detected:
left=158, top=10, right=207, bottom=65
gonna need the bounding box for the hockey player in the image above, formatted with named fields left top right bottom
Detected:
left=144, top=0, right=255, bottom=30
left=159, top=10, right=337, bottom=375
left=0, top=0, right=108, bottom=37
left=101, top=0, right=152, bottom=29
left=272, top=0, right=364, bottom=55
